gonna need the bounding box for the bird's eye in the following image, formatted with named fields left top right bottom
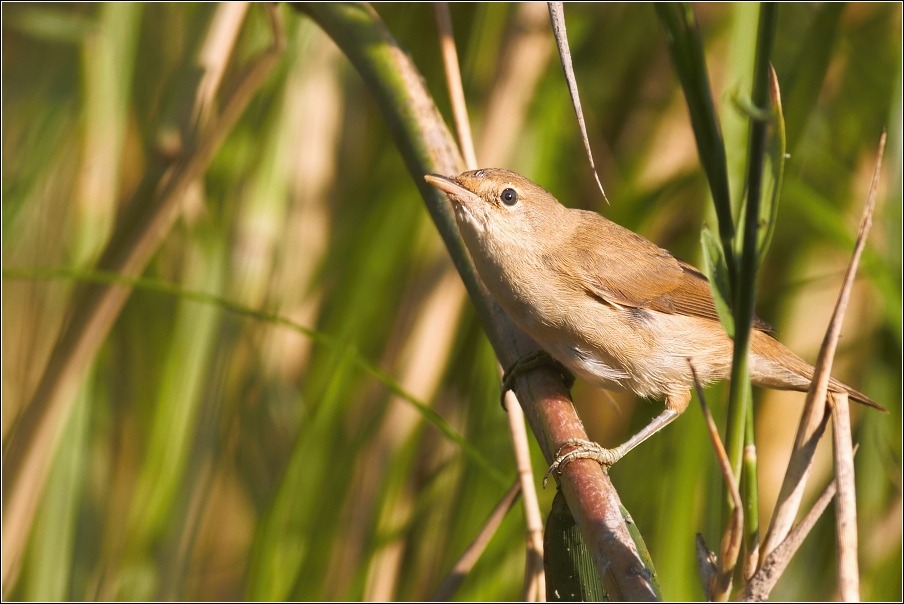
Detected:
left=500, top=188, right=518, bottom=205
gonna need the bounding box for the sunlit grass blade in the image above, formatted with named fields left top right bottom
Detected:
left=724, top=1, right=776, bottom=491
left=756, top=67, right=785, bottom=265
left=718, top=2, right=758, bottom=213
left=701, top=225, right=735, bottom=338
left=72, top=2, right=142, bottom=267
left=741, top=384, right=759, bottom=582
left=655, top=2, right=736, bottom=285
left=780, top=3, right=845, bottom=152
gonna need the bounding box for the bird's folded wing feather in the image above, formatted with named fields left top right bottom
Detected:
left=559, top=211, right=773, bottom=332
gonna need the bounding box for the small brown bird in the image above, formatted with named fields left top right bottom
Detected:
left=425, top=169, right=884, bottom=467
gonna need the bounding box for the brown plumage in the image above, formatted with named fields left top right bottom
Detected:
left=425, top=169, right=884, bottom=466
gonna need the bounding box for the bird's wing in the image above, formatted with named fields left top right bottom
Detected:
left=558, top=211, right=773, bottom=331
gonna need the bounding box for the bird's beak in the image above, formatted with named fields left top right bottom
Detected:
left=424, top=174, right=480, bottom=205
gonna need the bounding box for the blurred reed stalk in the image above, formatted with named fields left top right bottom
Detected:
left=1, top=3, right=283, bottom=593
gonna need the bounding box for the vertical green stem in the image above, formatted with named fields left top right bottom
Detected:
left=742, top=382, right=759, bottom=556
left=724, top=3, right=777, bottom=502
left=654, top=2, right=738, bottom=291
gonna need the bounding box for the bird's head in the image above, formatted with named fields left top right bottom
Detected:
left=424, top=169, right=565, bottom=254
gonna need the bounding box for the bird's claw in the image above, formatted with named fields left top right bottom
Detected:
left=542, top=438, right=623, bottom=487
left=500, top=349, right=575, bottom=408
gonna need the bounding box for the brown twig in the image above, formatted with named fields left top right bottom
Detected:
left=689, top=362, right=743, bottom=601
left=760, top=130, right=886, bottom=563
left=513, top=369, right=657, bottom=601
left=432, top=480, right=522, bottom=601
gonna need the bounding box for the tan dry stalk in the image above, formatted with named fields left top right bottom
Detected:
left=760, top=131, right=885, bottom=563
left=432, top=480, right=523, bottom=601
left=506, top=392, right=546, bottom=601
left=192, top=3, right=250, bottom=131
left=434, top=2, right=478, bottom=171
left=690, top=362, right=743, bottom=601
left=830, top=391, right=859, bottom=601
left=366, top=4, right=556, bottom=599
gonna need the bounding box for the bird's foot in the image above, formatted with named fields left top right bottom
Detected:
left=500, top=350, right=575, bottom=408
left=543, top=438, right=623, bottom=487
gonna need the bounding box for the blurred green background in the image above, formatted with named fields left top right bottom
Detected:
left=2, top=3, right=901, bottom=600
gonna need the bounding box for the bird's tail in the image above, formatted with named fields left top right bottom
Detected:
left=750, top=331, right=887, bottom=413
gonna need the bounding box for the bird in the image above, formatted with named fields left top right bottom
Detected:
left=424, top=168, right=884, bottom=470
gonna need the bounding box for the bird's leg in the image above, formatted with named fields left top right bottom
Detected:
left=543, top=390, right=690, bottom=485
left=500, top=349, right=575, bottom=408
